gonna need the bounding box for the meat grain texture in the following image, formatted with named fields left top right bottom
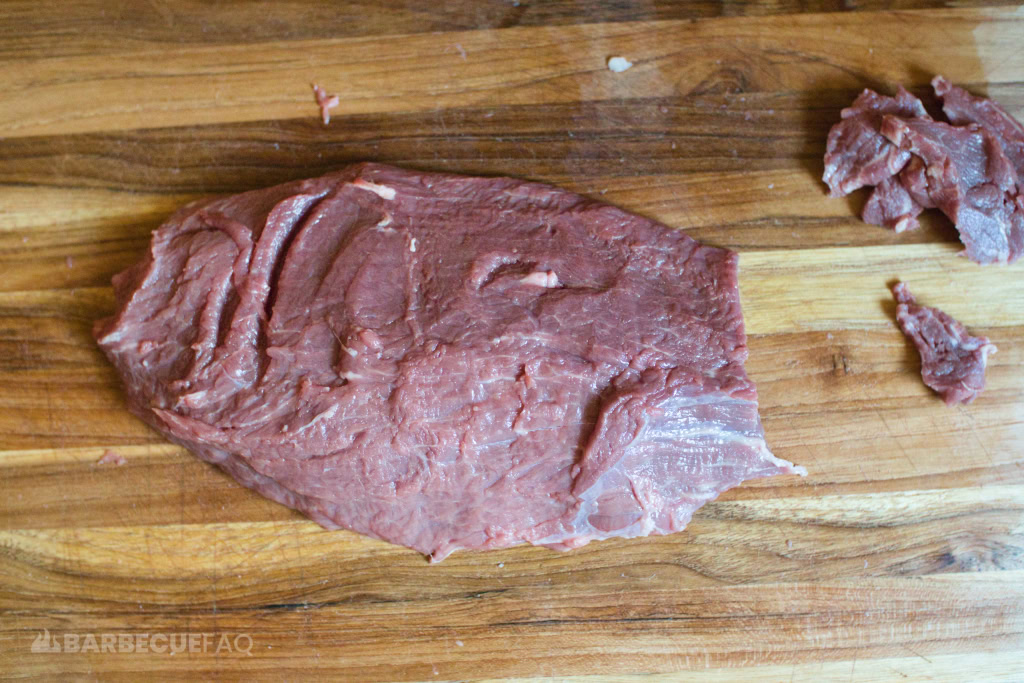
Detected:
left=892, top=283, right=996, bottom=406
left=95, top=163, right=804, bottom=561
left=824, top=77, right=1024, bottom=264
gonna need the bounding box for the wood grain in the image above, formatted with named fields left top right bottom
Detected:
left=484, top=653, right=1024, bottom=683
left=4, top=573, right=1023, bottom=679
left=4, top=8, right=1023, bottom=138
left=1, top=2, right=1023, bottom=680
left=2, top=1, right=1015, bottom=60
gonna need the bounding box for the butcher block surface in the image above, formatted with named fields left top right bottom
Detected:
left=1, top=1, right=1023, bottom=680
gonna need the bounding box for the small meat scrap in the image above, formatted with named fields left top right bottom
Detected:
left=311, top=83, right=339, bottom=125
left=892, top=282, right=996, bottom=406
left=607, top=56, right=633, bottom=73
left=97, top=449, right=127, bottom=466
left=862, top=172, right=924, bottom=233
left=934, top=76, right=1024, bottom=178
left=823, top=87, right=928, bottom=199
left=824, top=77, right=1024, bottom=264
left=880, top=116, right=1023, bottom=264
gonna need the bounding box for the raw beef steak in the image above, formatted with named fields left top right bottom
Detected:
left=893, top=282, right=997, bottom=405
left=95, top=163, right=804, bottom=561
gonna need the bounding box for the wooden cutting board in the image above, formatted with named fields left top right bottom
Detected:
left=2, top=2, right=1022, bottom=680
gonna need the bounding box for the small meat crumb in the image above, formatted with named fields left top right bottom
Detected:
left=65, top=255, right=74, bottom=269
left=97, top=450, right=126, bottom=466
left=607, top=56, right=633, bottom=73
left=311, top=83, right=340, bottom=125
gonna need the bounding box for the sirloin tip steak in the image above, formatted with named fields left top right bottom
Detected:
left=95, top=163, right=804, bottom=561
